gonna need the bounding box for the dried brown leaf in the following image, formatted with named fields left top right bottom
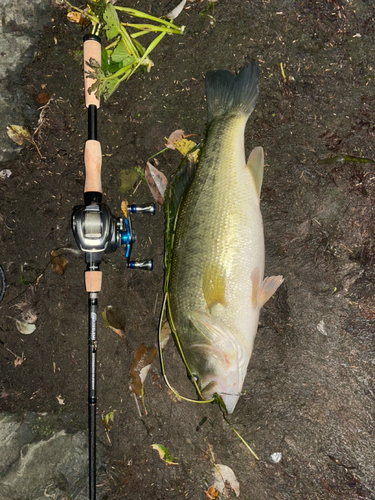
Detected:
left=165, top=129, right=185, bottom=149
left=102, top=306, right=126, bottom=342
left=213, top=464, right=240, bottom=497
left=206, top=486, right=219, bottom=499
left=165, top=0, right=186, bottom=20
left=50, top=250, right=68, bottom=275
left=145, top=161, right=168, bottom=205
left=14, top=353, right=25, bottom=367
left=129, top=343, right=157, bottom=397
left=5, top=347, right=25, bottom=367
left=160, top=321, right=172, bottom=349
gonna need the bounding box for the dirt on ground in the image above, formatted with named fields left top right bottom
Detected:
left=0, top=1, right=374, bottom=499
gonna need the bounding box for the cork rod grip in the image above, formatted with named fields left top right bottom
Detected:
left=84, top=139, right=102, bottom=194
left=84, top=38, right=101, bottom=109
left=85, top=270, right=102, bottom=293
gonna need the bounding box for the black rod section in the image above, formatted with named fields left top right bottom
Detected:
left=88, top=293, right=98, bottom=500
left=88, top=105, right=97, bottom=141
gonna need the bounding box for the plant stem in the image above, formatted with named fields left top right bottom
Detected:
left=115, top=7, right=180, bottom=29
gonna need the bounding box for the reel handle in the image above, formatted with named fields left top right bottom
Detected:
left=83, top=34, right=102, bottom=198
left=128, top=203, right=156, bottom=215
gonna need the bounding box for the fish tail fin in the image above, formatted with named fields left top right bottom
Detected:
left=205, top=61, right=260, bottom=124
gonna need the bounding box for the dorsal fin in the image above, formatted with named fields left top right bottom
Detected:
left=163, top=155, right=198, bottom=291
left=171, top=156, right=198, bottom=215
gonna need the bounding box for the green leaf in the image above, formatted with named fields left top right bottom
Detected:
left=150, top=444, right=178, bottom=465
left=102, top=411, right=115, bottom=433
left=103, top=2, right=122, bottom=40
left=111, top=40, right=136, bottom=65
left=102, top=48, right=123, bottom=75
left=118, top=168, right=139, bottom=193
left=104, top=73, right=130, bottom=100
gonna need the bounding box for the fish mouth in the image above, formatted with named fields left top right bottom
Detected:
left=200, top=378, right=242, bottom=414
left=187, top=312, right=248, bottom=413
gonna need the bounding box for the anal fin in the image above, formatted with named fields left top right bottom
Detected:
left=259, top=275, right=284, bottom=308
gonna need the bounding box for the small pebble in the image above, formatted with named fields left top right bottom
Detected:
left=270, top=452, right=282, bottom=463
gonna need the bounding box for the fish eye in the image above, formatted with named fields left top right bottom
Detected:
left=191, top=373, right=199, bottom=382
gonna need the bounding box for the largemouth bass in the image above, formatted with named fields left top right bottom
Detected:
left=167, top=62, right=283, bottom=414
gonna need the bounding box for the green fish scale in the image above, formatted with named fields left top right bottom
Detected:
left=169, top=112, right=264, bottom=363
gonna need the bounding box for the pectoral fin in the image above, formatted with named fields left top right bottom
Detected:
left=189, top=311, right=229, bottom=345
left=247, top=146, right=264, bottom=198
left=188, top=311, right=245, bottom=367
left=259, top=275, right=284, bottom=308
left=202, top=262, right=226, bottom=311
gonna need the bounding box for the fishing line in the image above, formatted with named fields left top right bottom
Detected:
left=158, top=292, right=214, bottom=405
left=0, top=264, right=5, bottom=303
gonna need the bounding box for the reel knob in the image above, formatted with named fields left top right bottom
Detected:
left=127, top=260, right=153, bottom=271
left=128, top=203, right=156, bottom=215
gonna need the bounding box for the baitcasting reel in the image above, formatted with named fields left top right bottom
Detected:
left=72, top=202, right=155, bottom=270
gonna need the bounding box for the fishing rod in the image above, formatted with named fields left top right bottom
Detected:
left=72, top=34, right=155, bottom=500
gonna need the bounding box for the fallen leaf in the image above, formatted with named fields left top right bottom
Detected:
left=145, top=161, right=167, bottom=205
left=15, top=319, right=36, bottom=335
left=165, top=129, right=185, bottom=149
left=139, top=364, right=152, bottom=385
left=5, top=347, right=25, bottom=367
left=50, top=250, right=68, bottom=275
left=102, top=410, right=116, bottom=445
left=106, top=306, right=126, bottom=330
left=150, top=444, right=178, bottom=465
left=102, top=306, right=126, bottom=342
left=121, top=199, right=128, bottom=218
left=7, top=125, right=44, bottom=159
left=67, top=11, right=82, bottom=23
left=165, top=130, right=199, bottom=162
left=7, top=125, right=32, bottom=146
left=66, top=10, right=89, bottom=26
left=172, top=138, right=197, bottom=157
left=14, top=353, right=25, bottom=367
left=213, top=464, right=240, bottom=497
left=0, top=169, right=11, bottom=179
left=56, top=394, right=65, bottom=405
left=119, top=168, right=139, bottom=193
left=21, top=309, right=37, bottom=324
left=160, top=321, right=172, bottom=349
left=14, top=295, right=37, bottom=324
left=102, top=410, right=115, bottom=432
left=129, top=343, right=157, bottom=397
left=165, top=0, right=187, bottom=20
left=206, top=486, right=219, bottom=499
